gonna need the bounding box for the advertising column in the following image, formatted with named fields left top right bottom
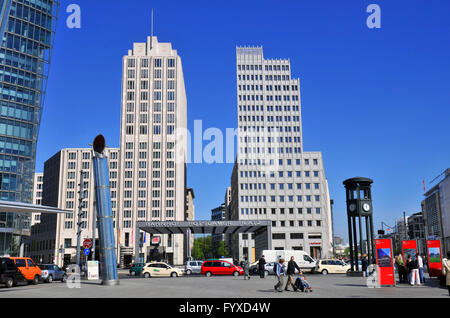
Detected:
left=426, top=240, right=442, bottom=278
left=375, top=239, right=395, bottom=286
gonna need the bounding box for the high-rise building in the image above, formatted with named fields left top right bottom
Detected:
left=29, top=148, right=120, bottom=266
left=118, top=35, right=187, bottom=265
left=31, top=172, right=43, bottom=226
left=230, top=47, right=333, bottom=262
left=422, top=168, right=450, bottom=255
left=211, top=203, right=227, bottom=253
left=0, top=0, right=58, bottom=256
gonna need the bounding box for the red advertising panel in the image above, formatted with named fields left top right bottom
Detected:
left=375, top=239, right=395, bottom=286
left=427, top=240, right=442, bottom=278
left=402, top=240, right=418, bottom=263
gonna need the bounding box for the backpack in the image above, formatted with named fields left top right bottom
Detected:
left=273, top=262, right=278, bottom=273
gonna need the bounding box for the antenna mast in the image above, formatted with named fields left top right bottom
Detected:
left=150, top=9, right=154, bottom=50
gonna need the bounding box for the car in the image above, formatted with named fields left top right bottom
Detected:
left=129, top=263, right=145, bottom=276
left=185, top=260, right=203, bottom=275
left=10, top=257, right=41, bottom=284
left=316, top=259, right=351, bottom=275
left=201, top=259, right=244, bottom=277
left=141, top=262, right=184, bottom=278
left=344, top=259, right=362, bottom=271
left=0, top=257, right=24, bottom=288
left=38, top=264, right=67, bottom=283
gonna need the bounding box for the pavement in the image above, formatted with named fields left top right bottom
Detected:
left=0, top=272, right=448, bottom=298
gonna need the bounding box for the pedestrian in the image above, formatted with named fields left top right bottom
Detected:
left=258, top=255, right=266, bottom=278
left=417, top=253, right=425, bottom=284
left=405, top=255, right=414, bottom=284
left=362, top=254, right=369, bottom=277
left=406, top=255, right=419, bottom=286
left=442, top=252, right=450, bottom=296
left=285, top=256, right=301, bottom=291
left=242, top=257, right=250, bottom=280
left=274, top=258, right=286, bottom=292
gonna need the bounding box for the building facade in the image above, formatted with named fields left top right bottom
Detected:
left=29, top=148, right=120, bottom=266
left=0, top=0, right=58, bottom=256
left=230, top=47, right=333, bottom=262
left=31, top=172, right=43, bottom=226
left=422, top=168, right=450, bottom=255
left=118, top=35, right=187, bottom=266
left=211, top=203, right=227, bottom=253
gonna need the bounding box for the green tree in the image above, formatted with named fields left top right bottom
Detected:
left=215, top=241, right=228, bottom=258
left=191, top=236, right=213, bottom=259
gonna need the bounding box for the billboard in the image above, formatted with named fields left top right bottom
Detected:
left=375, top=239, right=395, bottom=286
left=427, top=240, right=442, bottom=278
left=402, top=240, right=418, bottom=263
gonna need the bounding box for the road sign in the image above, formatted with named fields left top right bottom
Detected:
left=84, top=248, right=90, bottom=255
left=83, top=239, right=92, bottom=249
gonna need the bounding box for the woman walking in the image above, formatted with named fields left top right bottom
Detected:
left=443, top=252, right=450, bottom=296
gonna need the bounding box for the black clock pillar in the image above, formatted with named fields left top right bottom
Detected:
left=343, top=177, right=375, bottom=275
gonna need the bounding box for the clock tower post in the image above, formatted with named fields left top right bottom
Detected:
left=343, top=177, right=375, bottom=275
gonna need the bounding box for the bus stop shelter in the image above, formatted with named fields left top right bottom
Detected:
left=135, top=220, right=272, bottom=263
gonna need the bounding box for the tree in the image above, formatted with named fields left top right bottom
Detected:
left=191, top=236, right=213, bottom=259
left=215, top=241, right=228, bottom=258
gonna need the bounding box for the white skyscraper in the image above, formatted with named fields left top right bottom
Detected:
left=118, top=35, right=187, bottom=265
left=231, top=47, right=333, bottom=261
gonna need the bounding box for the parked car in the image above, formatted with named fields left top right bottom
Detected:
left=185, top=260, right=203, bottom=275
left=0, top=257, right=24, bottom=288
left=142, top=262, right=183, bottom=278
left=129, top=263, right=145, bottom=276
left=38, top=264, right=67, bottom=283
left=10, top=257, right=41, bottom=284
left=344, top=259, right=362, bottom=271
left=201, top=259, right=244, bottom=277
left=316, top=259, right=351, bottom=275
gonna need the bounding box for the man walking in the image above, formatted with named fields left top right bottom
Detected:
left=285, top=256, right=301, bottom=291
left=274, top=258, right=286, bottom=292
left=362, top=255, right=369, bottom=277
left=258, top=255, right=266, bottom=278
left=242, top=257, right=250, bottom=280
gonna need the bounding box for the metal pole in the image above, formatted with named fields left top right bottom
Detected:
left=352, top=216, right=358, bottom=271
left=75, top=171, right=85, bottom=269
left=347, top=214, right=354, bottom=271
left=330, top=199, right=335, bottom=257
left=92, top=200, right=96, bottom=261
left=403, top=211, right=407, bottom=240
left=365, top=216, right=371, bottom=264
left=92, top=135, right=119, bottom=286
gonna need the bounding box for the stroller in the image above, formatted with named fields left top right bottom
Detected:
left=294, top=274, right=313, bottom=292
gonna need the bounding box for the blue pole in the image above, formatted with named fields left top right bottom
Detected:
left=92, top=135, right=119, bottom=286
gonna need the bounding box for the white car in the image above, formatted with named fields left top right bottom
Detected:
left=142, top=262, right=184, bottom=278
left=316, top=259, right=351, bottom=275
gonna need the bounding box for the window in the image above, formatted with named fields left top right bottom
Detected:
left=272, top=233, right=286, bottom=240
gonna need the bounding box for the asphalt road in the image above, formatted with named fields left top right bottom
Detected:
left=0, top=271, right=447, bottom=298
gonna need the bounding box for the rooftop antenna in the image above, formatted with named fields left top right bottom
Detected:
left=150, top=8, right=154, bottom=50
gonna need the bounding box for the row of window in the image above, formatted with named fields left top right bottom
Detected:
left=238, top=94, right=300, bottom=102
left=127, top=57, right=176, bottom=68
left=237, top=64, right=290, bottom=72
left=238, top=84, right=298, bottom=91
left=239, top=105, right=300, bottom=112
left=240, top=207, right=321, bottom=215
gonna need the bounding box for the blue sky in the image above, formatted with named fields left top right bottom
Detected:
left=36, top=0, right=450, bottom=242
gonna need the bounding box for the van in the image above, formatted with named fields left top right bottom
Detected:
left=10, top=257, right=41, bottom=284
left=201, top=260, right=243, bottom=277
left=261, top=250, right=317, bottom=272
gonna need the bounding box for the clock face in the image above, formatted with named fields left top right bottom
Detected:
left=349, top=203, right=356, bottom=212
left=363, top=203, right=370, bottom=212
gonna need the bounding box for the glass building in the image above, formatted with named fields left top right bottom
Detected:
left=0, top=0, right=58, bottom=256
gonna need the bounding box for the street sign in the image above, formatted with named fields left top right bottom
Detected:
left=84, top=248, right=90, bottom=255
left=83, top=239, right=92, bottom=249
left=151, top=236, right=160, bottom=246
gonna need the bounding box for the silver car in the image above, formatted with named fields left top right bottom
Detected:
left=185, top=260, right=203, bottom=275
left=39, top=264, right=67, bottom=283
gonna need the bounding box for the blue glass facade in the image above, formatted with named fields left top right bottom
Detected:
left=0, top=0, right=58, bottom=256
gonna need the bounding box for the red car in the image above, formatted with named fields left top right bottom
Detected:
left=201, top=260, right=243, bottom=277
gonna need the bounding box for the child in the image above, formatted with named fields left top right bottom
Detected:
left=299, top=271, right=312, bottom=292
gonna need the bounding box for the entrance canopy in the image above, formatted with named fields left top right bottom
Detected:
left=135, top=220, right=272, bottom=263
left=136, top=220, right=271, bottom=235
left=0, top=200, right=71, bottom=215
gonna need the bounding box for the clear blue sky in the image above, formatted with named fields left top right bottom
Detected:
left=36, top=0, right=450, bottom=242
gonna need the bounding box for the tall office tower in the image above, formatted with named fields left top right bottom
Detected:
left=31, top=172, right=43, bottom=226
left=230, top=47, right=333, bottom=262
left=29, top=148, right=120, bottom=266
left=118, top=36, right=187, bottom=266
left=0, top=0, right=58, bottom=256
